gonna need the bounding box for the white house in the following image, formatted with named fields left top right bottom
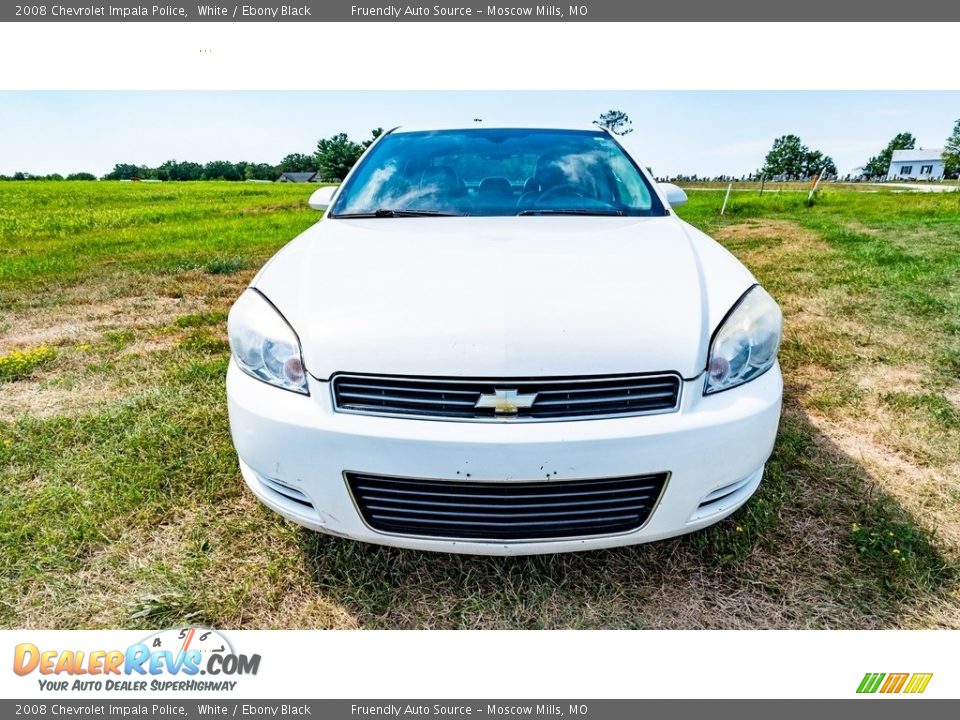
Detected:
left=886, top=148, right=945, bottom=181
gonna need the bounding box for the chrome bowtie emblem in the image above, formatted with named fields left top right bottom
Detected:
left=475, top=388, right=538, bottom=415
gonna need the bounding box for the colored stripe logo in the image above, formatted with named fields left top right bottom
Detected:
left=857, top=673, right=933, bottom=694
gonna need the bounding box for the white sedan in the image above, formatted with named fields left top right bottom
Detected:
left=226, top=125, right=783, bottom=555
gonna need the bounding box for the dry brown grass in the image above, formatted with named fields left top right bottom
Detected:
left=1, top=294, right=199, bottom=352
left=713, top=218, right=824, bottom=245
left=0, top=269, right=251, bottom=421
left=946, top=384, right=960, bottom=411
left=0, top=372, right=131, bottom=422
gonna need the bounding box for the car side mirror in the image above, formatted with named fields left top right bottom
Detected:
left=308, top=185, right=337, bottom=211
left=659, top=183, right=687, bottom=208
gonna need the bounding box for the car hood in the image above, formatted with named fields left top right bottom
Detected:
left=253, top=215, right=756, bottom=380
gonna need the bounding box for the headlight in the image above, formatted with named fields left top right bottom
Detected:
left=704, top=285, right=782, bottom=395
left=228, top=289, right=308, bottom=395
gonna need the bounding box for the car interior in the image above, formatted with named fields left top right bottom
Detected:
left=401, top=153, right=627, bottom=213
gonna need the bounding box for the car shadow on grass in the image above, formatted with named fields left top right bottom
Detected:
left=298, top=393, right=957, bottom=629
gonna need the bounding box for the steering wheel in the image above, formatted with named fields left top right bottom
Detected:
left=536, top=183, right=588, bottom=203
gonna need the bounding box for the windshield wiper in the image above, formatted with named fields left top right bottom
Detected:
left=517, top=209, right=626, bottom=216
left=334, top=209, right=465, bottom=218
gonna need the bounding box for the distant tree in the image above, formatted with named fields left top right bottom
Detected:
left=761, top=135, right=807, bottom=178
left=12, top=171, right=30, bottom=180
left=315, top=133, right=364, bottom=181
left=245, top=163, right=278, bottom=181
left=182, top=162, right=204, bottom=180
left=233, top=161, right=251, bottom=179
left=362, top=127, right=384, bottom=149
left=155, top=160, right=203, bottom=181
left=943, top=119, right=960, bottom=179
left=863, top=132, right=916, bottom=178
left=803, top=150, right=837, bottom=177
left=203, top=160, right=243, bottom=181
left=593, top=110, right=633, bottom=136
left=66, top=172, right=97, bottom=181
left=761, top=135, right=834, bottom=179
left=278, top=153, right=317, bottom=173
left=103, top=163, right=143, bottom=180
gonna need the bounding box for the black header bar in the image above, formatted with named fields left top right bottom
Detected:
left=3, top=0, right=959, bottom=22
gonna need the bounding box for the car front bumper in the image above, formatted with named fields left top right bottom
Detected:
left=226, top=361, right=783, bottom=555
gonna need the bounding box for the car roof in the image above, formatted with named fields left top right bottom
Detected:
left=389, top=123, right=609, bottom=134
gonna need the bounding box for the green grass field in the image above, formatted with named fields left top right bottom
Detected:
left=1, top=181, right=958, bottom=629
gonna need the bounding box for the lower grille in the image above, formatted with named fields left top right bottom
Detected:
left=346, top=472, right=668, bottom=541
left=332, top=373, right=682, bottom=421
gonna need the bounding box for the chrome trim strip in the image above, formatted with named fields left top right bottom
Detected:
left=330, top=372, right=683, bottom=423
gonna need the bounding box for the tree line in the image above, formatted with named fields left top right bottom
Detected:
left=0, top=171, right=98, bottom=181
left=0, top=128, right=385, bottom=183
left=3, top=112, right=959, bottom=183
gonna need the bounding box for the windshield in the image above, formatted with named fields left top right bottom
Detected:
left=329, top=128, right=667, bottom=218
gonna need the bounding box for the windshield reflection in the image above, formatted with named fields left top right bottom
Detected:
left=330, top=128, right=666, bottom=218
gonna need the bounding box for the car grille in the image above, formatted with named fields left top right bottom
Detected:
left=346, top=472, right=668, bottom=541
left=332, top=373, right=682, bottom=421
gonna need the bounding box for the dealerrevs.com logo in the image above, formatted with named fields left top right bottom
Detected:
left=857, top=673, right=933, bottom=695
left=13, top=627, right=260, bottom=692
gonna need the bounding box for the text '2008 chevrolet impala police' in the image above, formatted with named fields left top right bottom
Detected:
left=226, top=125, right=783, bottom=555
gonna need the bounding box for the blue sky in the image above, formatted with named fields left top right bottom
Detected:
left=0, top=91, right=957, bottom=177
